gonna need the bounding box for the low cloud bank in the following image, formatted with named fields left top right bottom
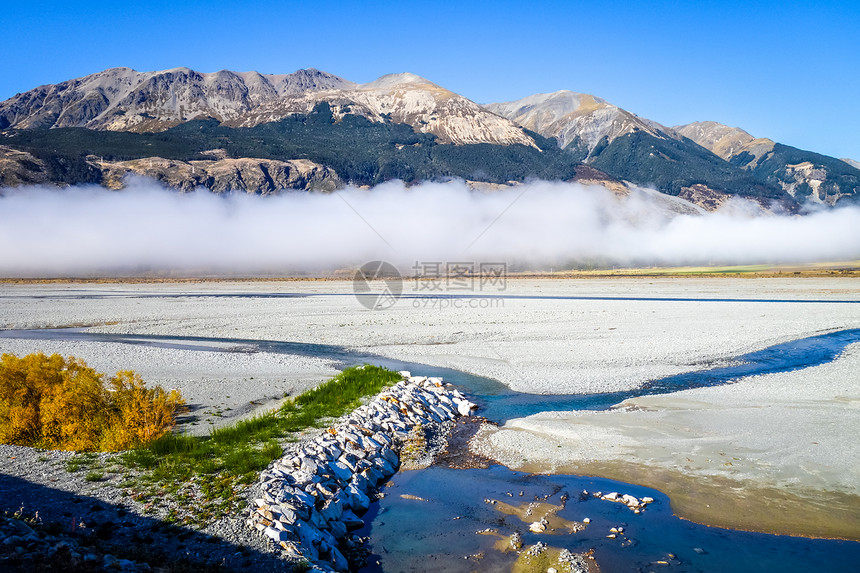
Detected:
left=1, top=178, right=858, bottom=276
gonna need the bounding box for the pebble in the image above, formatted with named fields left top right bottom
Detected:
left=529, top=521, right=547, bottom=533
left=0, top=517, right=152, bottom=571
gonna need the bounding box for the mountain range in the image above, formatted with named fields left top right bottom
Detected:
left=1, top=66, right=858, bottom=210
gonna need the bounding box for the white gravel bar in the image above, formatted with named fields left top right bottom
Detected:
left=1, top=278, right=858, bottom=396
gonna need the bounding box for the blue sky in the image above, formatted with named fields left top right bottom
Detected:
left=2, top=0, right=858, bottom=160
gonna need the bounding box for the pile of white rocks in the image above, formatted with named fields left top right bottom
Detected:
left=587, top=490, right=655, bottom=513
left=247, top=371, right=477, bottom=572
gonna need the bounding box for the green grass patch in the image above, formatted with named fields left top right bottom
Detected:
left=117, top=365, right=401, bottom=526
left=66, top=452, right=99, bottom=473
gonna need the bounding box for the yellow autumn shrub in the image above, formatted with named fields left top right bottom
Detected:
left=100, top=370, right=185, bottom=451
left=0, top=352, right=185, bottom=451
left=39, top=356, right=111, bottom=451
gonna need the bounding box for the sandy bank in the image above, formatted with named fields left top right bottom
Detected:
left=472, top=342, right=860, bottom=540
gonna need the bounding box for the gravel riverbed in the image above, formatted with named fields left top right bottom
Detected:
left=1, top=439, right=296, bottom=572
left=2, top=278, right=859, bottom=564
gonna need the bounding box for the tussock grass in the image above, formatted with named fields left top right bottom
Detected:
left=118, top=364, right=401, bottom=526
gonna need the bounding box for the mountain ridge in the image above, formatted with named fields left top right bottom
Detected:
left=676, top=121, right=860, bottom=205
left=486, top=91, right=788, bottom=203
left=1, top=66, right=858, bottom=208
left=0, top=66, right=536, bottom=147
left=0, top=67, right=355, bottom=132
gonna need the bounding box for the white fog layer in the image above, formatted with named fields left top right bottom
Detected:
left=1, top=179, right=859, bottom=275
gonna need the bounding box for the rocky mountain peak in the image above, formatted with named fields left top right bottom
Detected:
left=275, top=68, right=356, bottom=93
left=674, top=121, right=765, bottom=160
left=486, top=90, right=607, bottom=121
left=339, top=73, right=537, bottom=147
left=361, top=72, right=433, bottom=90
left=841, top=158, right=860, bottom=170
left=163, top=66, right=195, bottom=75
left=486, top=90, right=675, bottom=157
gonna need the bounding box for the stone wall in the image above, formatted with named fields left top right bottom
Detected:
left=247, top=372, right=477, bottom=572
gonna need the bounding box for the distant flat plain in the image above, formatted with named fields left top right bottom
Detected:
left=1, top=277, right=857, bottom=539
